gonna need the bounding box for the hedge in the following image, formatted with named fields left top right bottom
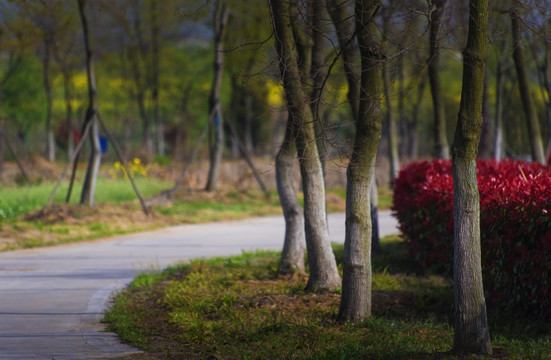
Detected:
left=392, top=159, right=551, bottom=317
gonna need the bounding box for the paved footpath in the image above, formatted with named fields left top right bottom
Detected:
left=0, top=212, right=399, bottom=359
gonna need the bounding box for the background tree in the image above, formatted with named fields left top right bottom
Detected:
left=510, top=8, right=545, bottom=164
left=77, top=0, right=101, bottom=206
left=205, top=0, right=229, bottom=191
left=451, top=0, right=492, bottom=354
left=0, top=6, right=23, bottom=174
left=269, top=0, right=340, bottom=291
left=428, top=0, right=450, bottom=160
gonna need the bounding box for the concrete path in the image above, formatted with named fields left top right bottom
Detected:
left=0, top=212, right=399, bottom=360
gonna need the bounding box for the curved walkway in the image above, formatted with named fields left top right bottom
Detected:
left=0, top=212, right=399, bottom=359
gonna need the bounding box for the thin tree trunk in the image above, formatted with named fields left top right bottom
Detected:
left=309, top=0, right=328, bottom=175
left=494, top=60, right=505, bottom=161
left=269, top=0, right=340, bottom=292
left=371, top=177, right=380, bottom=253
left=451, top=0, right=492, bottom=354
left=428, top=0, right=450, bottom=160
left=382, top=62, right=399, bottom=181
left=42, top=35, right=55, bottom=163
left=244, top=91, right=254, bottom=154
left=205, top=0, right=229, bottom=192
left=328, top=0, right=360, bottom=120
left=77, top=0, right=102, bottom=206
left=62, top=71, right=75, bottom=159
left=0, top=126, right=30, bottom=184
left=382, top=13, right=400, bottom=181
left=276, top=112, right=306, bottom=275
left=149, top=0, right=164, bottom=157
left=510, top=10, right=545, bottom=164
left=478, top=73, right=493, bottom=159
left=409, top=77, right=426, bottom=160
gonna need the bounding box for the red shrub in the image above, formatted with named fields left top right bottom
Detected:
left=393, top=159, right=551, bottom=317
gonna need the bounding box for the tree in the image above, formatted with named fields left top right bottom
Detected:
left=381, top=5, right=400, bottom=182
left=18, top=1, right=64, bottom=162
left=451, top=0, right=492, bottom=354
left=77, top=0, right=101, bottom=206
left=205, top=0, right=229, bottom=192
left=276, top=111, right=306, bottom=275
left=269, top=0, right=340, bottom=291
left=337, top=0, right=384, bottom=322
left=510, top=9, right=546, bottom=164
left=428, top=0, right=450, bottom=160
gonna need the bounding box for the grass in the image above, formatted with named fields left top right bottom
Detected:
left=0, top=177, right=173, bottom=221
left=104, top=236, right=551, bottom=360
left=0, top=173, right=356, bottom=252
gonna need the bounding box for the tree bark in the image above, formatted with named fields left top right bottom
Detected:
left=205, top=0, right=229, bottom=192
left=309, top=0, right=328, bottom=175
left=327, top=0, right=360, bottom=121
left=62, top=71, right=75, bottom=159
left=428, top=0, right=450, bottom=160
left=451, top=0, right=492, bottom=354
left=77, top=0, right=102, bottom=206
left=382, top=13, right=400, bottom=181
left=276, top=112, right=306, bottom=275
left=269, top=0, right=340, bottom=291
left=149, top=0, right=164, bottom=157
left=337, top=0, right=383, bottom=322
left=494, top=60, right=505, bottom=161
left=42, top=35, right=55, bottom=163
left=510, top=10, right=545, bottom=164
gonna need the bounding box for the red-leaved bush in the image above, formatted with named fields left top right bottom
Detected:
left=392, top=159, right=551, bottom=317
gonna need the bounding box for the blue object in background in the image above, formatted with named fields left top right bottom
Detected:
left=99, top=136, right=108, bottom=154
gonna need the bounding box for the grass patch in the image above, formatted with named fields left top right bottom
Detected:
left=0, top=177, right=172, bottom=221
left=105, top=237, right=550, bottom=359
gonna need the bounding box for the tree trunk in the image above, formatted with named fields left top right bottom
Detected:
left=42, top=35, right=55, bottom=163
left=205, top=0, right=229, bottom=192
left=382, top=61, right=400, bottom=181
left=382, top=14, right=400, bottom=181
left=309, top=0, right=328, bottom=175
left=77, top=0, right=101, bottom=207
left=338, top=0, right=383, bottom=322
left=269, top=0, right=340, bottom=292
left=149, top=0, right=164, bottom=157
left=327, top=0, right=360, bottom=121
left=510, top=10, right=545, bottom=164
left=409, top=77, right=426, bottom=160
left=428, top=0, right=450, bottom=160
left=478, top=73, right=493, bottom=159
left=276, top=112, right=306, bottom=275
left=371, top=177, right=380, bottom=253
left=62, top=71, right=75, bottom=159
left=494, top=60, right=505, bottom=161
left=451, top=0, right=492, bottom=354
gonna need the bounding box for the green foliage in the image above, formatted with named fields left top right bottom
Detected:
left=0, top=177, right=171, bottom=221
left=1, top=56, right=46, bottom=133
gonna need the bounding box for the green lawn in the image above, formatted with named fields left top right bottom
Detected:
left=0, top=177, right=172, bottom=220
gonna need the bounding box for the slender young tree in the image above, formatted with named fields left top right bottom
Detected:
left=381, top=6, right=400, bottom=181
left=205, top=0, right=229, bottom=191
left=428, top=0, right=450, bottom=160
left=337, top=0, right=384, bottom=322
left=269, top=0, right=340, bottom=291
left=451, top=0, right=492, bottom=354
left=77, top=0, right=101, bottom=206
left=510, top=9, right=546, bottom=164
